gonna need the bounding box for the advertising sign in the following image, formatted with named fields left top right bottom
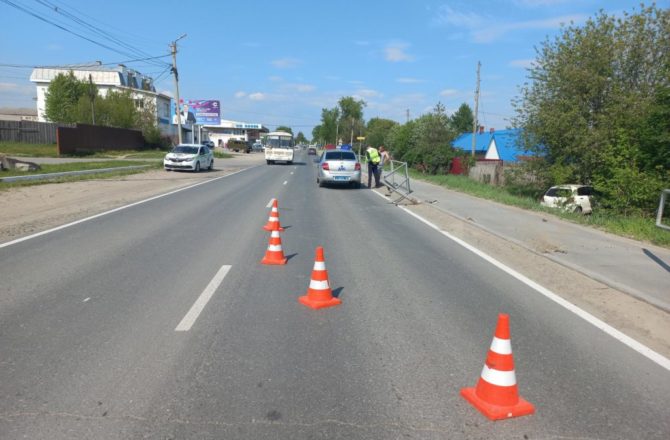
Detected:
left=188, top=100, right=220, bottom=124
left=171, top=99, right=220, bottom=125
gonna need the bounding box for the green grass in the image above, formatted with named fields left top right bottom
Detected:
left=0, top=161, right=160, bottom=191
left=408, top=170, right=670, bottom=248
left=0, top=142, right=59, bottom=157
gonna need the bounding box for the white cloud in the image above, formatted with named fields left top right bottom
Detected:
left=384, top=43, right=414, bottom=62
left=435, top=5, right=586, bottom=43
left=249, top=92, right=266, bottom=101
left=285, top=83, right=316, bottom=93
left=0, top=82, right=20, bottom=91
left=396, top=77, right=424, bottom=84
left=509, top=59, right=535, bottom=68
left=268, top=75, right=283, bottom=82
left=473, top=14, right=586, bottom=43
left=234, top=91, right=247, bottom=98
left=356, top=89, right=383, bottom=98
left=439, top=89, right=459, bottom=97
left=271, top=57, right=301, bottom=69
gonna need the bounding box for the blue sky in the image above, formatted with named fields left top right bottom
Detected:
left=0, top=0, right=663, bottom=136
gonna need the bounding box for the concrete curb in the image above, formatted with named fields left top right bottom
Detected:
left=0, top=165, right=151, bottom=183
left=404, top=192, right=670, bottom=313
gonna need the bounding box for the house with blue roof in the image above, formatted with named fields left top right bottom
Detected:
left=452, top=128, right=530, bottom=163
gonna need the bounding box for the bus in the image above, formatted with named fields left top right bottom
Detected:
left=264, top=131, right=294, bottom=165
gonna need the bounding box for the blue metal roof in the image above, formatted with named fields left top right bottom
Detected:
left=452, top=129, right=529, bottom=163
left=452, top=132, right=491, bottom=154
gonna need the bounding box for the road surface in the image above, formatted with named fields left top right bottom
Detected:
left=0, top=150, right=668, bottom=439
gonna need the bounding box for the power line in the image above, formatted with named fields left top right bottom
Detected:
left=1, top=0, right=169, bottom=69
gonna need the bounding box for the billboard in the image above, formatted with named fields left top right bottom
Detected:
left=171, top=99, right=221, bottom=125
left=187, top=100, right=220, bottom=124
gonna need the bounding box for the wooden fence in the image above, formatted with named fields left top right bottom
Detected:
left=57, top=124, right=145, bottom=155
left=0, top=120, right=66, bottom=144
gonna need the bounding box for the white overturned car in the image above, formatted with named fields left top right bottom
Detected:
left=164, top=144, right=213, bottom=172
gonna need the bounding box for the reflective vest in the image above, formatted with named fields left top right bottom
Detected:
left=367, top=147, right=380, bottom=164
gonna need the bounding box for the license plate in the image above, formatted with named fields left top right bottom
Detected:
left=334, top=176, right=350, bottom=181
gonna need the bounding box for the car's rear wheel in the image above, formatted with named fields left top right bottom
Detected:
left=195, top=162, right=200, bottom=172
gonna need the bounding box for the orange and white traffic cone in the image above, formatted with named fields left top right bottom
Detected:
left=263, top=199, right=284, bottom=231
left=298, top=246, right=341, bottom=309
left=261, top=229, right=287, bottom=265
left=461, top=313, right=534, bottom=420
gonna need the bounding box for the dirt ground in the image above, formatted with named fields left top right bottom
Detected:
left=3, top=157, right=669, bottom=359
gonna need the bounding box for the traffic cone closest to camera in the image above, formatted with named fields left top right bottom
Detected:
left=261, top=229, right=287, bottom=265
left=263, top=199, right=284, bottom=231
left=298, top=246, right=341, bottom=309
left=460, top=313, right=535, bottom=421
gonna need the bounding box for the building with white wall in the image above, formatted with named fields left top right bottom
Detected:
left=203, top=119, right=269, bottom=148
left=30, top=63, right=172, bottom=134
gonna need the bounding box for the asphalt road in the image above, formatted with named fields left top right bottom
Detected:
left=0, top=150, right=668, bottom=439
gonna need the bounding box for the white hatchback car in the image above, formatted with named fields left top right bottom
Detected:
left=541, top=184, right=594, bottom=214
left=164, top=144, right=213, bottom=172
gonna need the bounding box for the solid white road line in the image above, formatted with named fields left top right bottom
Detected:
left=283, top=181, right=288, bottom=185
left=0, top=168, right=252, bottom=249
left=369, top=190, right=670, bottom=371
left=175, top=265, right=232, bottom=332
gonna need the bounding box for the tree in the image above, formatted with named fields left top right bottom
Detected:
left=44, top=71, right=88, bottom=123
left=365, top=117, right=397, bottom=148
left=314, top=107, right=340, bottom=145
left=295, top=131, right=308, bottom=144
left=450, top=103, right=474, bottom=135
left=412, top=103, right=458, bottom=173
left=337, top=96, right=366, bottom=144
left=513, top=4, right=670, bottom=214
left=275, top=125, right=293, bottom=134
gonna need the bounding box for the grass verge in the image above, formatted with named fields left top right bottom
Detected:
left=0, top=161, right=161, bottom=191
left=408, top=170, right=670, bottom=248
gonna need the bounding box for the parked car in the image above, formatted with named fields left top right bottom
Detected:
left=201, top=140, right=215, bottom=149
left=317, top=148, right=361, bottom=188
left=252, top=142, right=264, bottom=152
left=164, top=144, right=213, bottom=172
left=308, top=147, right=317, bottom=155
left=227, top=139, right=251, bottom=153
left=541, top=184, right=594, bottom=214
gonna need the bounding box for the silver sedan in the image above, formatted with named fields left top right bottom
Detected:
left=317, top=149, right=361, bottom=188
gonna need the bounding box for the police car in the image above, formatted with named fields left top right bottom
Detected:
left=316, top=144, right=361, bottom=188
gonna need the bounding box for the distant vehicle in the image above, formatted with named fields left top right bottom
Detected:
left=201, top=140, right=215, bottom=149
left=252, top=141, right=263, bottom=152
left=265, top=131, right=294, bottom=164
left=541, top=184, right=594, bottom=214
left=317, top=148, right=361, bottom=188
left=164, top=144, right=213, bottom=172
left=227, top=139, right=250, bottom=153
left=308, top=147, right=317, bottom=155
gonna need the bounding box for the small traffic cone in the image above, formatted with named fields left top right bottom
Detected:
left=261, top=230, right=287, bottom=265
left=263, top=199, right=284, bottom=231
left=298, top=246, right=341, bottom=309
left=461, top=313, right=534, bottom=420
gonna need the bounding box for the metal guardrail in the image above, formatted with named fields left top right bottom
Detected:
left=656, top=189, right=670, bottom=231
left=0, top=165, right=150, bottom=183
left=381, top=160, right=414, bottom=205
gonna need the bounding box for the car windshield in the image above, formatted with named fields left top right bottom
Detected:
left=324, top=151, right=356, bottom=161
left=172, top=146, right=198, bottom=154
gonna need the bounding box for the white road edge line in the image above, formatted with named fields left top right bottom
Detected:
left=175, top=265, right=232, bottom=332
left=266, top=198, right=276, bottom=208
left=283, top=181, right=288, bottom=185
left=386, top=195, right=670, bottom=371
left=0, top=168, right=251, bottom=249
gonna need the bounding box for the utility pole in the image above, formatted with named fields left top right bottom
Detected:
left=406, top=109, right=410, bottom=123
left=471, top=61, right=481, bottom=157
left=170, top=34, right=187, bottom=144
left=88, top=74, right=96, bottom=125
left=350, top=117, right=354, bottom=145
